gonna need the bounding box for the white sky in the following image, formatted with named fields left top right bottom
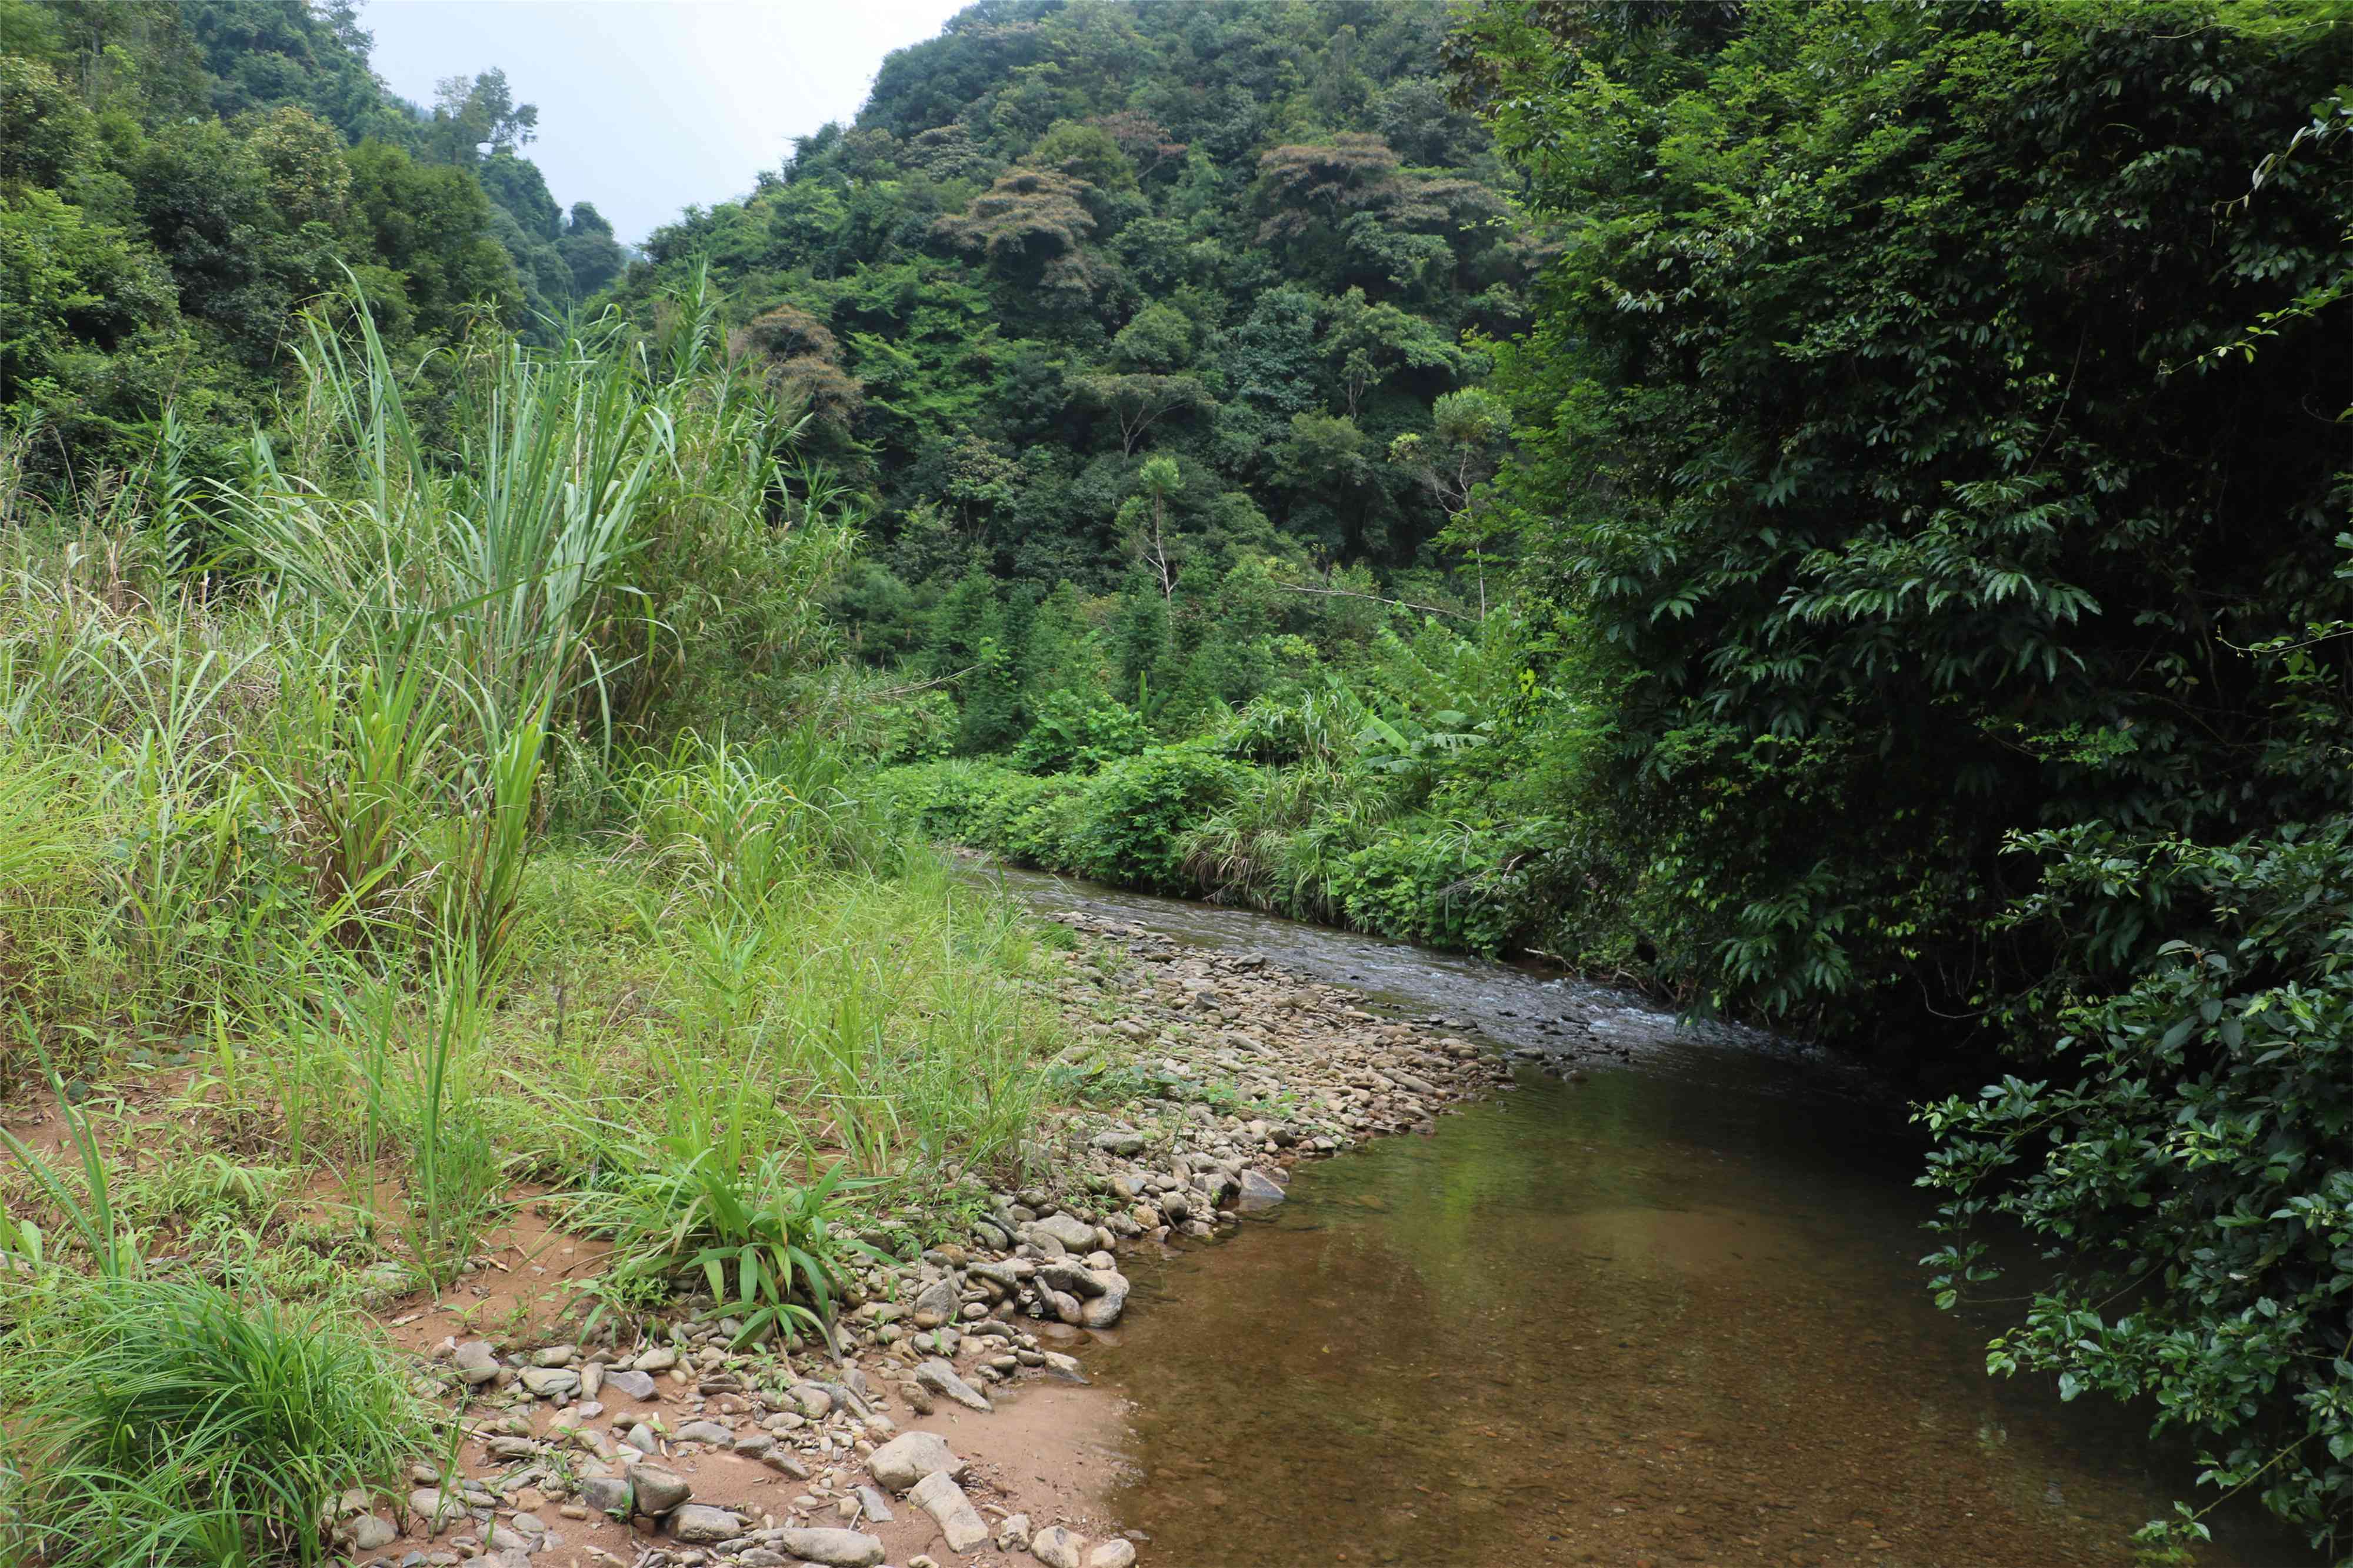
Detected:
left=360, top=0, right=973, bottom=245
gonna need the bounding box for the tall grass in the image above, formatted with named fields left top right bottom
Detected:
left=0, top=1277, right=426, bottom=1568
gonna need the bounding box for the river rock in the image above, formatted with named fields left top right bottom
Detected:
left=345, top=1514, right=398, bottom=1551
left=1091, top=1128, right=1145, bottom=1156
left=1088, top=1543, right=1137, bottom=1568
left=915, top=1358, right=992, bottom=1412
left=408, top=1489, right=463, bottom=1532
left=604, top=1367, right=658, bottom=1400
left=1237, top=1169, right=1286, bottom=1210
left=1081, top=1270, right=1131, bottom=1329
left=1032, top=1213, right=1098, bottom=1251
left=578, top=1476, right=632, bottom=1517
left=671, top=1504, right=742, bottom=1543
left=996, top=1513, right=1032, bottom=1550
left=868, top=1430, right=964, bottom=1493
left=675, top=1419, right=733, bottom=1445
left=853, top=1484, right=895, bottom=1523
left=453, top=1340, right=500, bottom=1386
left=1031, top=1525, right=1088, bottom=1568
left=772, top=1526, right=885, bottom=1567
left=518, top=1365, right=579, bottom=1399
left=911, top=1276, right=961, bottom=1325
left=789, top=1382, right=835, bottom=1419
left=909, top=1470, right=991, bottom=1553
left=629, top=1464, right=692, bottom=1516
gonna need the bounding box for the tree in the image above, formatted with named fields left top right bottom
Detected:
left=1389, top=388, right=1508, bottom=613
left=1324, top=284, right=1461, bottom=417
left=428, top=68, right=538, bottom=168
left=1070, top=371, right=1212, bottom=458
left=732, top=303, right=864, bottom=435
left=1254, top=134, right=1404, bottom=264
left=557, top=202, right=624, bottom=298
left=1029, top=119, right=1135, bottom=192
left=1109, top=301, right=1196, bottom=373
left=932, top=166, right=1096, bottom=267
left=1089, top=110, right=1185, bottom=182
left=1123, top=453, right=1183, bottom=598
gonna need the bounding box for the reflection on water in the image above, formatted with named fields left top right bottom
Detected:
left=976, top=866, right=2301, bottom=1568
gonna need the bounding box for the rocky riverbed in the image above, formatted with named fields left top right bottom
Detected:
left=350, top=909, right=1513, bottom=1568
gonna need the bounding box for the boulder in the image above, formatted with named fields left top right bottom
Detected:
left=1081, top=1270, right=1131, bottom=1329
left=629, top=1464, right=692, bottom=1517
left=1237, top=1169, right=1287, bottom=1210
left=1032, top=1213, right=1098, bottom=1250
left=576, top=1476, right=632, bottom=1518
left=915, top=1358, right=992, bottom=1413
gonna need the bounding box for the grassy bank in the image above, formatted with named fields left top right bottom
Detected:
left=0, top=286, right=1069, bottom=1563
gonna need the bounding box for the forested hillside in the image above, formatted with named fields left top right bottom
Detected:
left=611, top=0, right=1535, bottom=722
left=1, top=0, right=622, bottom=478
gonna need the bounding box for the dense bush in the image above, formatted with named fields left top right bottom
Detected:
left=1066, top=745, right=1248, bottom=892
left=1456, top=0, right=2353, bottom=1546
left=1011, top=691, right=1151, bottom=775
left=1330, top=819, right=1538, bottom=953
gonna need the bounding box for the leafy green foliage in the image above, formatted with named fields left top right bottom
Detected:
left=1458, top=0, right=2353, bottom=1036
left=1011, top=690, right=1150, bottom=776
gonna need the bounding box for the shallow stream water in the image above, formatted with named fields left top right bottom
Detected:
left=982, top=865, right=2299, bottom=1568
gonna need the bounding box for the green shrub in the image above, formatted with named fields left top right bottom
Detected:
left=1332, top=819, right=1538, bottom=954
left=1011, top=692, right=1151, bottom=776
left=1071, top=746, right=1248, bottom=893
left=2, top=1278, right=426, bottom=1567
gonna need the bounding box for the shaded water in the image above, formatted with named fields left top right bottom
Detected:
left=981, top=866, right=2299, bottom=1568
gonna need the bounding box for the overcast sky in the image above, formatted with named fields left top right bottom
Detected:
left=361, top=0, right=972, bottom=245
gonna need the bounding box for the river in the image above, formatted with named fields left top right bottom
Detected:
left=981, top=865, right=2299, bottom=1568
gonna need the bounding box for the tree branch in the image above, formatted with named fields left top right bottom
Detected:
left=1278, top=584, right=1474, bottom=620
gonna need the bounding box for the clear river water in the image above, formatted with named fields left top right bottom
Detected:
left=980, top=864, right=2304, bottom=1568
